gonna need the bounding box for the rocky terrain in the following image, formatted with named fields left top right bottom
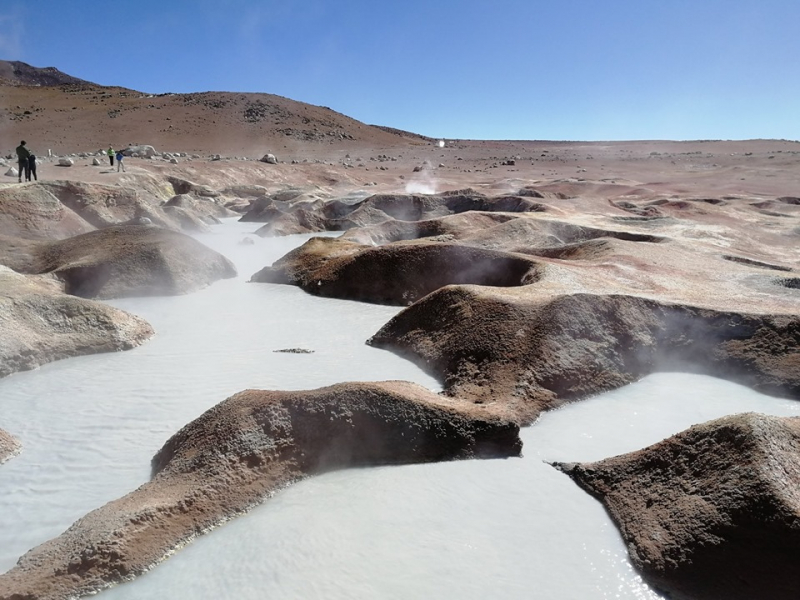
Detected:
left=0, top=428, right=21, bottom=464
left=0, top=382, right=520, bottom=600
left=555, top=413, right=800, bottom=600
left=0, top=62, right=798, bottom=599
left=0, top=265, right=154, bottom=379
left=0, top=225, right=237, bottom=299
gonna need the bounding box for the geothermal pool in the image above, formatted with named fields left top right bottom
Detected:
left=1, top=220, right=798, bottom=599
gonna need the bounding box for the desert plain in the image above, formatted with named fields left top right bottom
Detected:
left=0, top=61, right=799, bottom=600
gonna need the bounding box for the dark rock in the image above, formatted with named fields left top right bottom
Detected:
left=252, top=237, right=543, bottom=305
left=554, top=413, right=800, bottom=600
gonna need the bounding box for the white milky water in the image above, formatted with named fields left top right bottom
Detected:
left=1, top=219, right=798, bottom=600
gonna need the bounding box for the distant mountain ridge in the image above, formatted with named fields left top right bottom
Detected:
left=0, top=60, right=90, bottom=86
left=0, top=59, right=430, bottom=156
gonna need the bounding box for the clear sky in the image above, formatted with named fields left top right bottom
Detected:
left=1, top=0, right=798, bottom=141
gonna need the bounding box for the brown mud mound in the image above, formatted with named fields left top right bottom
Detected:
left=39, top=180, right=237, bottom=233
left=340, top=211, right=664, bottom=254
left=0, top=382, right=520, bottom=600
left=1, top=179, right=239, bottom=240
left=254, top=207, right=330, bottom=237
left=0, top=265, right=154, bottom=378
left=238, top=188, right=326, bottom=222
left=514, top=237, right=629, bottom=261
left=252, top=191, right=550, bottom=237
left=0, top=225, right=236, bottom=299
left=554, top=413, right=800, bottom=600
left=369, top=288, right=800, bottom=423
left=333, top=191, right=551, bottom=226
left=0, top=428, right=22, bottom=464
left=454, top=216, right=664, bottom=252
left=340, top=211, right=517, bottom=245
left=0, top=184, right=94, bottom=240
left=251, top=236, right=543, bottom=305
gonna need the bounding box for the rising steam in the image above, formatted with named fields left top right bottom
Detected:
left=405, top=169, right=438, bottom=195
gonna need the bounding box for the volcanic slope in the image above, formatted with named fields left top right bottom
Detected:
left=0, top=60, right=429, bottom=158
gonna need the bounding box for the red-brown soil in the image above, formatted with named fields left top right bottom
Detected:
left=555, top=413, right=800, bottom=600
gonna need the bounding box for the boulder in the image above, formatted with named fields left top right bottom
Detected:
left=0, top=225, right=237, bottom=299
left=260, top=153, right=278, bottom=164
left=554, top=413, right=800, bottom=600
left=0, top=265, right=154, bottom=378
left=5, top=167, right=18, bottom=177
left=92, top=157, right=101, bottom=166
left=0, top=382, right=520, bottom=600
left=124, top=145, right=157, bottom=158
left=0, top=428, right=22, bottom=464
left=57, top=158, right=73, bottom=167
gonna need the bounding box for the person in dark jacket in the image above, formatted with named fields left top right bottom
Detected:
left=27, top=153, right=37, bottom=181
left=16, top=141, right=30, bottom=183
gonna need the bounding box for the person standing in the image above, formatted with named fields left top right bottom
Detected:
left=107, top=147, right=115, bottom=167
left=116, top=150, right=125, bottom=172
left=28, top=153, right=37, bottom=181
left=16, top=140, right=31, bottom=183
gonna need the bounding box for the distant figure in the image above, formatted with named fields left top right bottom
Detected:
left=28, top=153, right=37, bottom=181
left=16, top=140, right=30, bottom=183
left=107, top=147, right=115, bottom=167
left=116, top=150, right=125, bottom=172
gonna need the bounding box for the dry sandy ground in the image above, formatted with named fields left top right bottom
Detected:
left=1, top=70, right=799, bottom=202
left=4, top=138, right=800, bottom=204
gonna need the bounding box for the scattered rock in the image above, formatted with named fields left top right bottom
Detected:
left=260, top=153, right=278, bottom=164
left=273, top=348, right=314, bottom=354
left=57, top=158, right=73, bottom=167
left=124, top=145, right=157, bottom=158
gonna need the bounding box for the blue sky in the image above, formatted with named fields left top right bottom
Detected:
left=1, top=0, right=798, bottom=141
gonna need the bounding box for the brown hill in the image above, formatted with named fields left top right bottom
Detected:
left=0, top=60, right=89, bottom=87
left=0, top=61, right=430, bottom=158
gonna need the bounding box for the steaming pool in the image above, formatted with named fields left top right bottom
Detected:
left=1, top=220, right=798, bottom=599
